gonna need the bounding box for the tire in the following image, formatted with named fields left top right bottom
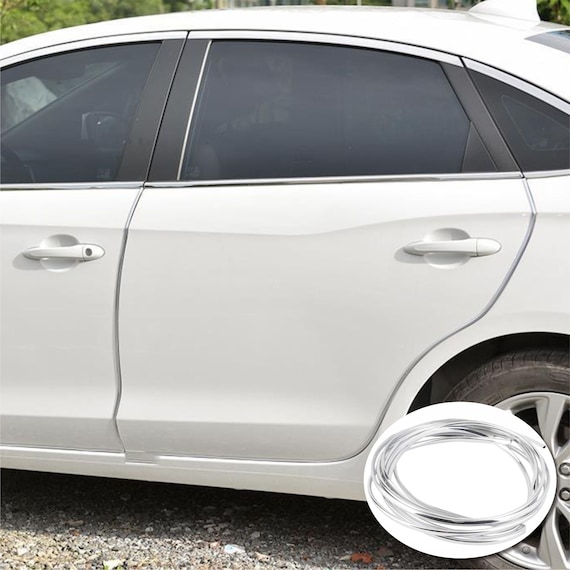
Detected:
left=442, top=349, right=570, bottom=570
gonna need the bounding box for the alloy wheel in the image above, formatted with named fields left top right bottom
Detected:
left=496, top=392, right=570, bottom=570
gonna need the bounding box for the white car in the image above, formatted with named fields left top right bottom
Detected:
left=1, top=1, right=568, bottom=568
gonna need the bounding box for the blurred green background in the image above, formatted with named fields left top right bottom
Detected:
left=1, top=0, right=568, bottom=44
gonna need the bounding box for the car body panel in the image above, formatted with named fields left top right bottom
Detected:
left=0, top=4, right=568, bottom=513
left=117, top=178, right=531, bottom=461
left=379, top=173, right=570, bottom=436
left=0, top=185, right=140, bottom=451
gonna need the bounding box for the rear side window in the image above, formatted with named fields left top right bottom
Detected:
left=527, top=30, right=570, bottom=54
left=470, top=71, right=570, bottom=172
left=1, top=43, right=160, bottom=184
left=181, top=41, right=475, bottom=181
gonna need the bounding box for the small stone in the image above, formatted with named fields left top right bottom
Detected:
left=67, top=520, right=84, bottom=527
left=16, top=548, right=29, bottom=556
left=144, top=526, right=154, bottom=533
left=351, top=552, right=374, bottom=564
left=103, top=560, right=125, bottom=570
left=250, top=531, right=261, bottom=540
left=377, top=546, right=394, bottom=557
left=224, top=544, right=245, bottom=554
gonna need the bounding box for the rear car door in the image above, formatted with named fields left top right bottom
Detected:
left=0, top=36, right=184, bottom=452
left=117, top=35, right=532, bottom=462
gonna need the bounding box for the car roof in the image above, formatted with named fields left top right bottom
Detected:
left=1, top=6, right=569, bottom=101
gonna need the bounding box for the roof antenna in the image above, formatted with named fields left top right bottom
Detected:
left=469, top=0, right=540, bottom=23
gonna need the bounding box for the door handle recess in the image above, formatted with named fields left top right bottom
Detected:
left=404, top=238, right=501, bottom=257
left=23, top=244, right=105, bottom=261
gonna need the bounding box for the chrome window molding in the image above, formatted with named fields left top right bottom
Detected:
left=0, top=182, right=143, bottom=192
left=524, top=169, right=570, bottom=179
left=175, top=35, right=469, bottom=184
left=188, top=30, right=462, bottom=66
left=176, top=41, right=212, bottom=180
left=463, top=58, right=570, bottom=115
left=0, top=32, right=188, bottom=68
left=147, top=172, right=523, bottom=189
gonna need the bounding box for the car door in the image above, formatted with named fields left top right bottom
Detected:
left=117, top=35, right=532, bottom=462
left=0, top=36, right=184, bottom=452
left=463, top=61, right=570, bottom=336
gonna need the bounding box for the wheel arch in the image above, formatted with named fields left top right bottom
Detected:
left=409, top=332, right=569, bottom=412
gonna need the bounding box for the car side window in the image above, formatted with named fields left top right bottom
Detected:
left=469, top=71, right=570, bottom=172
left=1, top=43, right=160, bottom=184
left=181, top=41, right=478, bottom=181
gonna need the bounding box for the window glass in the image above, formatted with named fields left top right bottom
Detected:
left=527, top=30, right=570, bottom=55
left=470, top=71, right=570, bottom=172
left=182, top=41, right=472, bottom=181
left=1, top=43, right=160, bottom=184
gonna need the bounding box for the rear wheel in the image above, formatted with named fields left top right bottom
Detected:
left=442, top=349, right=570, bottom=570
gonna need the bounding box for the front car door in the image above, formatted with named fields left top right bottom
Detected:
left=117, top=34, right=532, bottom=462
left=0, top=35, right=184, bottom=453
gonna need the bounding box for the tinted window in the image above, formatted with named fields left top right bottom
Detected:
left=527, top=30, right=570, bottom=54
left=1, top=43, right=160, bottom=184
left=182, top=41, right=473, bottom=181
left=470, top=71, right=570, bottom=172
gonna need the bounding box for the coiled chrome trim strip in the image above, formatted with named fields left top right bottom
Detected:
left=367, top=418, right=552, bottom=546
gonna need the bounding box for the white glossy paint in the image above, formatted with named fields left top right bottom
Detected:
left=0, top=188, right=140, bottom=450
left=0, top=444, right=365, bottom=499
left=375, top=174, right=570, bottom=438
left=496, top=174, right=570, bottom=322
left=469, top=0, right=539, bottom=23
left=117, top=178, right=530, bottom=462
left=2, top=173, right=565, bottom=501
left=3, top=199, right=569, bottom=502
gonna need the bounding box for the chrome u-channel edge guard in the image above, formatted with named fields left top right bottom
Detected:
left=364, top=402, right=556, bottom=559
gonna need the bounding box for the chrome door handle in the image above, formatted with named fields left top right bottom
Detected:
left=23, top=244, right=105, bottom=261
left=404, top=238, right=501, bottom=257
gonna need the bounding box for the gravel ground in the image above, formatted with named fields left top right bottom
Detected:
left=0, top=469, right=464, bottom=570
